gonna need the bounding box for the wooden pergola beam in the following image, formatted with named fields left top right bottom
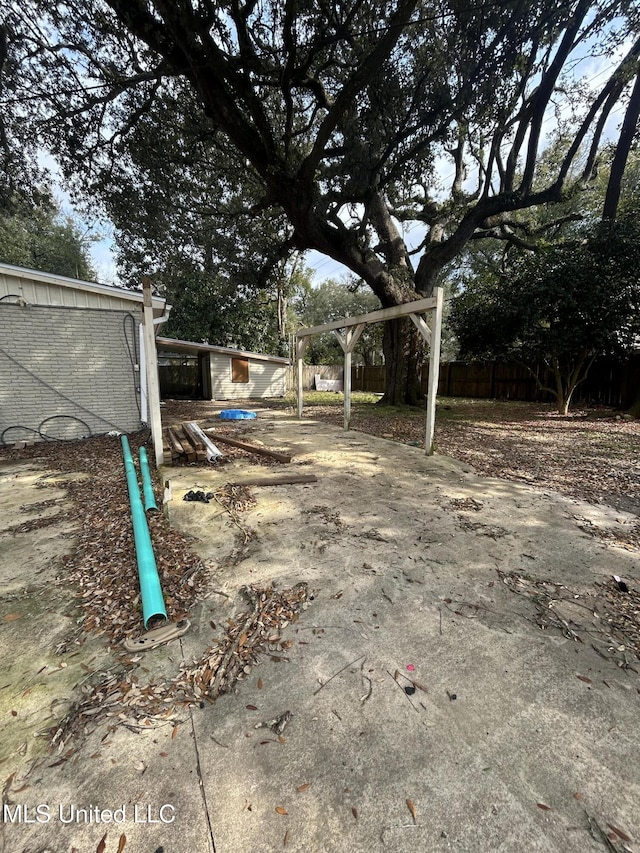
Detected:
left=296, top=296, right=438, bottom=337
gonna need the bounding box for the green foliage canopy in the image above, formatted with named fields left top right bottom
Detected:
left=0, top=193, right=95, bottom=280
left=449, top=218, right=640, bottom=413
left=295, top=278, right=383, bottom=365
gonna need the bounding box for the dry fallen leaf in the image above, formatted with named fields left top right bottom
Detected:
left=406, top=799, right=417, bottom=823
left=117, top=834, right=127, bottom=853
left=297, top=783, right=310, bottom=793
left=172, top=724, right=179, bottom=740
left=537, top=803, right=552, bottom=811
left=257, top=678, right=263, bottom=689
left=275, top=806, right=288, bottom=815
left=607, top=823, right=632, bottom=843
left=573, top=792, right=583, bottom=800
left=246, top=704, right=258, bottom=711
left=96, top=833, right=107, bottom=853
left=283, top=830, right=290, bottom=846
left=352, top=807, right=358, bottom=819
left=576, top=675, right=592, bottom=684
left=4, top=614, right=22, bottom=622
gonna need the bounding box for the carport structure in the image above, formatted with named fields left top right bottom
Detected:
left=295, top=287, right=443, bottom=454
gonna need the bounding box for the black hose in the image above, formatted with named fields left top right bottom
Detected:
left=0, top=425, right=42, bottom=444
left=38, top=415, right=92, bottom=441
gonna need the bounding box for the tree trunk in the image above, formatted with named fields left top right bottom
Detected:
left=552, top=363, right=568, bottom=414
left=381, top=318, right=424, bottom=405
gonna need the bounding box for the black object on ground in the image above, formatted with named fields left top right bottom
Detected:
left=183, top=490, right=214, bottom=503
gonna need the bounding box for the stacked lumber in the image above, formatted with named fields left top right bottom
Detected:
left=163, top=422, right=212, bottom=464
left=163, top=422, right=319, bottom=490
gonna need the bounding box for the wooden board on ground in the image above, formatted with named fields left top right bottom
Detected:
left=228, top=474, right=317, bottom=487
left=206, top=431, right=292, bottom=464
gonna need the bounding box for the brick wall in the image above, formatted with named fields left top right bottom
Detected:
left=0, top=304, right=143, bottom=443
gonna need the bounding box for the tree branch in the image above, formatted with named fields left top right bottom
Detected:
left=300, top=0, right=418, bottom=182
left=603, top=66, right=640, bottom=220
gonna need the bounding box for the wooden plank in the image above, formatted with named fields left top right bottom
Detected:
left=205, top=431, right=291, bottom=463
left=166, top=426, right=187, bottom=457
left=228, top=474, right=317, bottom=487
left=172, top=425, right=198, bottom=462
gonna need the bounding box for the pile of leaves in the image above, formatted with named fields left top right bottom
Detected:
left=50, top=583, right=308, bottom=753
left=176, top=582, right=308, bottom=702
left=1, top=431, right=206, bottom=645
left=499, top=570, right=640, bottom=665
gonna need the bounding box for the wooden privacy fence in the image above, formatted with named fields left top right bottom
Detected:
left=431, top=357, right=639, bottom=407
left=300, top=356, right=639, bottom=408
left=159, top=358, right=200, bottom=398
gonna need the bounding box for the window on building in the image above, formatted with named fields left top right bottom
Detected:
left=231, top=357, right=249, bottom=383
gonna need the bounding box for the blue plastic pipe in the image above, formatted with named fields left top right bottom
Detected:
left=121, top=435, right=167, bottom=629
left=139, top=447, right=158, bottom=512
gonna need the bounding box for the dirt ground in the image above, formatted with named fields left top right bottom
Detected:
left=1, top=400, right=639, bottom=853
left=163, top=396, right=640, bottom=515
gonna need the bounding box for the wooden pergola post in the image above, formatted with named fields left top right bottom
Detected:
left=295, top=290, right=443, bottom=453
left=142, top=278, right=164, bottom=466
left=333, top=323, right=366, bottom=431
left=296, top=336, right=307, bottom=419
left=425, top=287, right=443, bottom=455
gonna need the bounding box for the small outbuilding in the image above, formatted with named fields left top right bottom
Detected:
left=0, top=263, right=169, bottom=445
left=156, top=337, right=289, bottom=401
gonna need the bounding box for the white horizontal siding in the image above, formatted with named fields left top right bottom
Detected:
left=0, top=270, right=144, bottom=313
left=209, top=353, right=286, bottom=399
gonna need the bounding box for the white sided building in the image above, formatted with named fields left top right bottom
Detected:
left=0, top=263, right=168, bottom=445
left=156, top=337, right=289, bottom=401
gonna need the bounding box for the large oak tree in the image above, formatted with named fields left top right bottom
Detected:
left=3, top=0, right=640, bottom=402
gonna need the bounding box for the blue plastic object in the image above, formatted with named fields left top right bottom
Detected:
left=219, top=409, right=257, bottom=420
